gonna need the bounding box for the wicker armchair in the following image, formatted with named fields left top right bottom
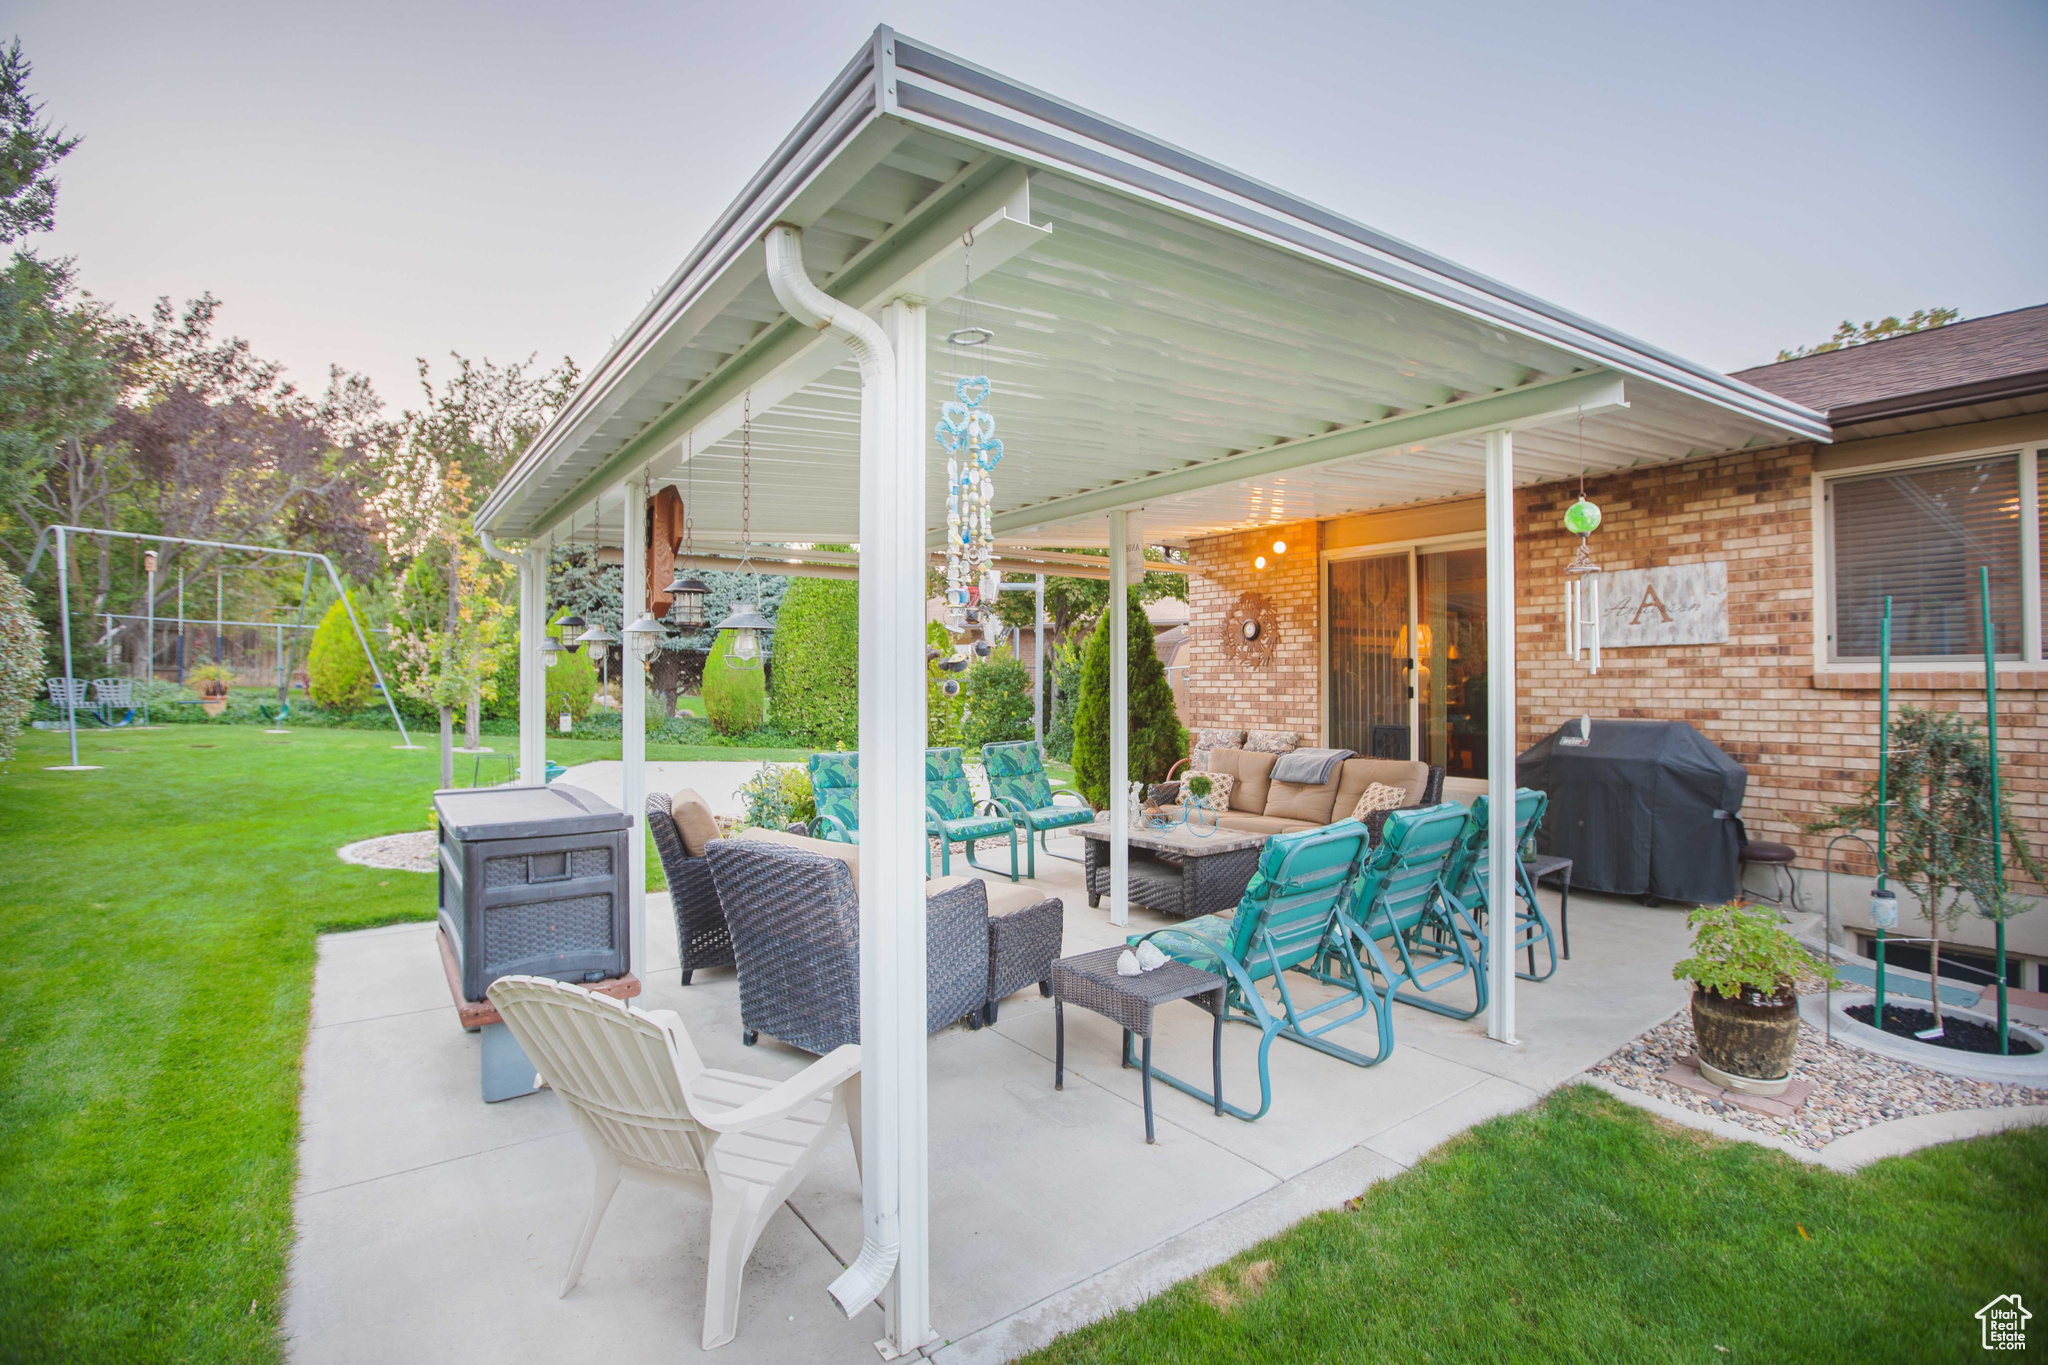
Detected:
left=703, top=838, right=991, bottom=1052
left=646, top=791, right=735, bottom=985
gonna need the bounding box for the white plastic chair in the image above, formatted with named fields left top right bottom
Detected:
left=485, top=976, right=862, bottom=1350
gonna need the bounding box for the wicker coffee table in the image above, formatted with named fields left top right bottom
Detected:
left=1077, top=817, right=1268, bottom=920
left=1052, top=946, right=1226, bottom=1143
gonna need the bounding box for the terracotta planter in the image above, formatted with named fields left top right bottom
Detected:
left=1691, top=985, right=1798, bottom=1094
left=200, top=695, right=228, bottom=717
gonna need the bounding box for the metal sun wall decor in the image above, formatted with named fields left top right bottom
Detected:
left=1223, top=590, right=1279, bottom=670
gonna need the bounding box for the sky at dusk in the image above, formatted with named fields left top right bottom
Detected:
left=12, top=0, right=2047, bottom=414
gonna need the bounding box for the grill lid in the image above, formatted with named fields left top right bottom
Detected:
left=432, top=783, right=630, bottom=841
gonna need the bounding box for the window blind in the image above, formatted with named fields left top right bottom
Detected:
left=1831, top=455, right=2022, bottom=659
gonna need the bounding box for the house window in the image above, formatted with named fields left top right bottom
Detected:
left=1826, top=448, right=2043, bottom=662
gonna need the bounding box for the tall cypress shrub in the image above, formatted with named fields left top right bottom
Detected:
left=1071, top=588, right=1187, bottom=809
left=771, top=576, right=859, bottom=747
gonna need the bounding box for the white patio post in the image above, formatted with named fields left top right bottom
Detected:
left=620, top=480, right=649, bottom=991
left=519, top=545, right=547, bottom=785
left=1484, top=428, right=1519, bottom=1045
left=1108, top=512, right=1130, bottom=926
left=764, top=224, right=930, bottom=1356
left=1034, top=572, right=1045, bottom=750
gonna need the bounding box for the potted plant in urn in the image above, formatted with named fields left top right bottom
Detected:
left=1672, top=902, right=1838, bottom=1096
left=189, top=664, right=233, bottom=718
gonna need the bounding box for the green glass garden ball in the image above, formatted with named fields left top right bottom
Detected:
left=1564, top=496, right=1602, bottom=536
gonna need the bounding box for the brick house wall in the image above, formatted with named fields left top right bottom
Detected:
left=1184, top=444, right=2046, bottom=948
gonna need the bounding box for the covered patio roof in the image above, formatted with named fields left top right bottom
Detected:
left=478, top=29, right=1826, bottom=553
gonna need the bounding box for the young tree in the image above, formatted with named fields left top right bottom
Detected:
left=0, top=39, right=79, bottom=245
left=1808, top=706, right=2042, bottom=1030
left=1070, top=588, right=1187, bottom=809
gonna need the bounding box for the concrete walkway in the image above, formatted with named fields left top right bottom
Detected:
left=284, top=847, right=1695, bottom=1362
left=553, top=759, right=776, bottom=818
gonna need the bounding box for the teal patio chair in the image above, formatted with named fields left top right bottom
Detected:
left=807, top=751, right=860, bottom=844
left=1337, top=802, right=1488, bottom=1021
left=1442, top=788, right=1557, bottom=982
left=1128, top=820, right=1396, bottom=1122
left=981, top=740, right=1095, bottom=877
left=925, top=747, right=1019, bottom=880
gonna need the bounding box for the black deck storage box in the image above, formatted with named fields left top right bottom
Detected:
left=435, top=784, right=632, bottom=1001
left=1517, top=718, right=1748, bottom=905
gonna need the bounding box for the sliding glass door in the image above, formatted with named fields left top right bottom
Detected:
left=1328, top=545, right=1488, bottom=779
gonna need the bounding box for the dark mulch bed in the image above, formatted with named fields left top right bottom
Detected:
left=1846, top=1002, right=2042, bottom=1055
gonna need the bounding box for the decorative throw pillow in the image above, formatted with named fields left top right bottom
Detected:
left=1193, top=727, right=1246, bottom=752
left=1190, top=749, right=1211, bottom=773
left=1184, top=771, right=1235, bottom=813
left=1147, top=782, right=1182, bottom=808
left=669, top=788, right=722, bottom=858
left=1243, top=729, right=1300, bottom=754
left=1349, top=782, right=1409, bottom=822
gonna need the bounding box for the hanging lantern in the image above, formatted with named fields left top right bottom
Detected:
left=623, top=612, right=666, bottom=663
left=663, top=571, right=710, bottom=628
left=557, top=614, right=587, bottom=653
left=540, top=634, right=565, bottom=669
left=577, top=617, right=619, bottom=649
left=713, top=601, right=774, bottom=669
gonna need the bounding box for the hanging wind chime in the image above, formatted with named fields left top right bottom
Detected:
left=934, top=231, right=1003, bottom=696
left=711, top=393, right=774, bottom=669
left=1561, top=407, right=1604, bottom=674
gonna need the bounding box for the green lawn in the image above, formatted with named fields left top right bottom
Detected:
left=0, top=724, right=797, bottom=1363
left=1023, top=1085, right=2047, bottom=1365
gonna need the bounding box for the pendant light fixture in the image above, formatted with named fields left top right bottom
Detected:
left=662, top=428, right=710, bottom=627
left=711, top=392, right=771, bottom=669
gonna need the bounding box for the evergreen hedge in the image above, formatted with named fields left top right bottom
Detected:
left=769, top=576, right=859, bottom=747
left=1071, top=588, right=1187, bottom=809
left=962, top=647, right=1034, bottom=751
left=703, top=630, right=767, bottom=734
left=306, top=595, right=384, bottom=711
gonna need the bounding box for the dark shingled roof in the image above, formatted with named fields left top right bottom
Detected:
left=1730, top=303, right=2048, bottom=424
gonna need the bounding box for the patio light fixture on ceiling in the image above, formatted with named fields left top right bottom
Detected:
left=575, top=500, right=619, bottom=649
left=715, top=393, right=771, bottom=669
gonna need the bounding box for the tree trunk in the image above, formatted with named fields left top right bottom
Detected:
left=439, top=706, right=454, bottom=788
left=464, top=695, right=480, bottom=752
left=1927, top=932, right=1944, bottom=1033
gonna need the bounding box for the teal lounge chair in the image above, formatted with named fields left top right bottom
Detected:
left=1442, top=788, right=1557, bottom=982
left=1130, top=820, right=1396, bottom=1122
left=1338, top=802, right=1487, bottom=1021
left=925, top=747, right=1018, bottom=879
left=807, top=751, right=860, bottom=844
left=981, top=740, right=1095, bottom=876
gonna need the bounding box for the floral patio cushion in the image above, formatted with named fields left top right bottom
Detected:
left=1023, top=804, right=1096, bottom=831
left=983, top=740, right=1055, bottom=812
left=1243, top=729, right=1300, bottom=755
left=808, top=750, right=860, bottom=841
left=935, top=813, right=1014, bottom=842
left=924, top=747, right=980, bottom=823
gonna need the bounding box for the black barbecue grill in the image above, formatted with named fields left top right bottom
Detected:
left=1517, top=718, right=1748, bottom=905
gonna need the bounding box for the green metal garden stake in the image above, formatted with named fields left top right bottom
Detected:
left=1874, top=597, right=1889, bottom=1024
left=1981, top=566, right=2008, bottom=1055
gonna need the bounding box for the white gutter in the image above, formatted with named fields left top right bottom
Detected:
left=765, top=223, right=928, bottom=1344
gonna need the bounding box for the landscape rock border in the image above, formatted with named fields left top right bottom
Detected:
left=1804, top=992, right=2048, bottom=1084
left=337, top=831, right=436, bottom=873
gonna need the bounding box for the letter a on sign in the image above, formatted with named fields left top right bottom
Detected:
left=1631, top=581, right=1672, bottom=626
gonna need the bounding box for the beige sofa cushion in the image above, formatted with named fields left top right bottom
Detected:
left=1334, top=758, right=1430, bottom=814
left=925, top=874, right=1046, bottom=918
left=667, top=788, right=722, bottom=858
left=1208, top=749, right=1278, bottom=814
left=733, top=827, right=858, bottom=878
left=1263, top=767, right=1346, bottom=825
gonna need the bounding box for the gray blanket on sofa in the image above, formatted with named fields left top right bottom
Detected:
left=1271, top=747, right=1354, bottom=785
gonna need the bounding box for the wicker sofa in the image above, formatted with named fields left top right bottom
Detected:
left=695, top=830, right=1065, bottom=1048
left=1157, top=750, right=1445, bottom=844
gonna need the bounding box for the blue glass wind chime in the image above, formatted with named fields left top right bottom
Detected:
left=933, top=235, right=1003, bottom=694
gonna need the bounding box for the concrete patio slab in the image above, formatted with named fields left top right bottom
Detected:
left=285, top=847, right=1702, bottom=1363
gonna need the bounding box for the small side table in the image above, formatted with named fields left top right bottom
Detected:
left=1052, top=947, right=1225, bottom=1143
left=1524, top=854, right=1573, bottom=960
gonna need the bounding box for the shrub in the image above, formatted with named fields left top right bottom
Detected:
left=926, top=620, right=964, bottom=747
left=307, top=595, right=385, bottom=711
left=962, top=647, right=1033, bottom=751
left=542, top=611, right=599, bottom=722
left=1044, top=636, right=1083, bottom=761
left=770, top=576, right=859, bottom=747
left=702, top=630, right=767, bottom=734
left=1071, top=588, right=1186, bottom=810
left=0, top=562, right=43, bottom=762
left=736, top=761, right=817, bottom=830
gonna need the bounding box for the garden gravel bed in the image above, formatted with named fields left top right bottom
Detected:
left=337, top=831, right=436, bottom=873
left=1590, top=998, right=2048, bottom=1150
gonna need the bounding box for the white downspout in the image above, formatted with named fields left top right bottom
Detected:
left=764, top=223, right=930, bottom=1352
